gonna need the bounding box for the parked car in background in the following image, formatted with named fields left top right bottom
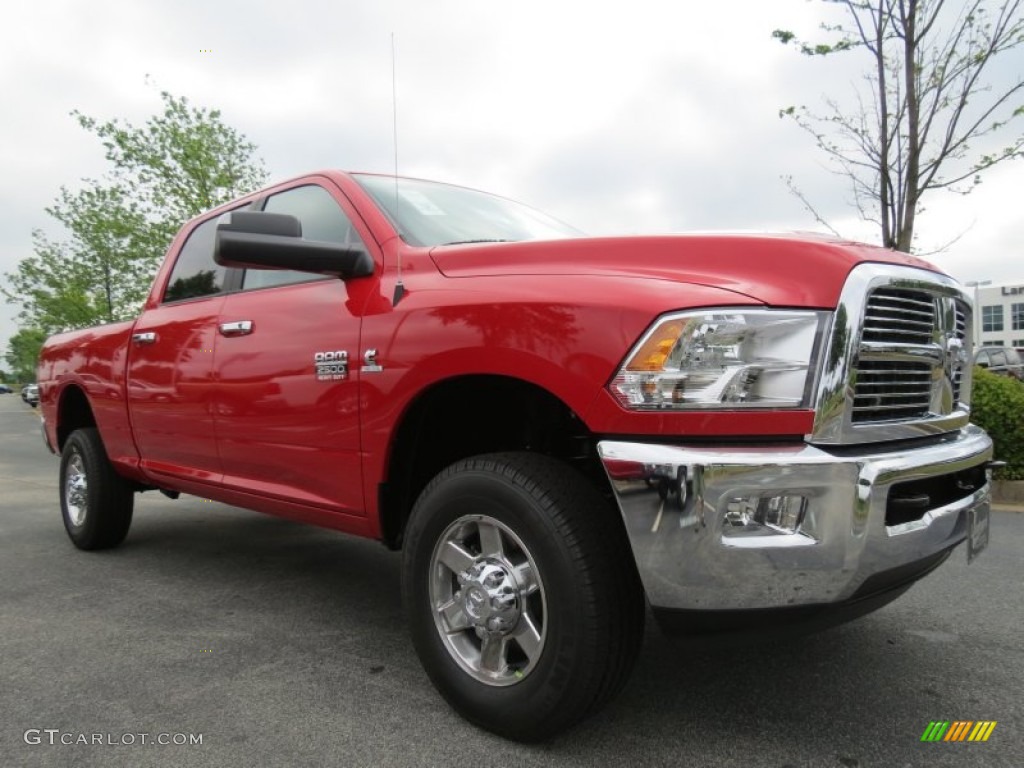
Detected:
left=0, top=384, right=13, bottom=394
left=975, top=346, right=1024, bottom=380
left=21, top=383, right=39, bottom=406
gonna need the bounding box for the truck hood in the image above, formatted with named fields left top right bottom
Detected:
left=430, top=233, right=944, bottom=308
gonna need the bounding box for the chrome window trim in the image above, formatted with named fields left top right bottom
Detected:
left=809, top=263, right=973, bottom=445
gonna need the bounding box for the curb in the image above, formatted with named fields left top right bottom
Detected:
left=992, top=480, right=1024, bottom=505
left=992, top=480, right=1024, bottom=512
left=993, top=504, right=1024, bottom=513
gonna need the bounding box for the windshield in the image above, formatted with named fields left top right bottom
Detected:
left=353, top=174, right=581, bottom=247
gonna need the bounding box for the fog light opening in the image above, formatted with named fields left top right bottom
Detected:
left=725, top=494, right=808, bottom=535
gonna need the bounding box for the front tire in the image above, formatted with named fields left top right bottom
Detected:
left=402, top=452, right=644, bottom=741
left=60, top=428, right=134, bottom=550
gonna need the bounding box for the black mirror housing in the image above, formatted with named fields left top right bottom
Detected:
left=218, top=211, right=303, bottom=238
left=214, top=212, right=374, bottom=280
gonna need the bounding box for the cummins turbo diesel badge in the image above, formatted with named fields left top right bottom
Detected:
left=314, top=351, right=348, bottom=380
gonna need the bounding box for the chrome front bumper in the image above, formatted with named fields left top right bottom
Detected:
left=598, top=426, right=993, bottom=612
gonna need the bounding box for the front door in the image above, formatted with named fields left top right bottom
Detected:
left=212, top=183, right=372, bottom=517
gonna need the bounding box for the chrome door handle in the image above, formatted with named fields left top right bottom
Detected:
left=131, top=332, right=157, bottom=345
left=219, top=320, right=254, bottom=337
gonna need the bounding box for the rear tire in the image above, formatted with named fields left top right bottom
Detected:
left=60, top=428, right=134, bottom=550
left=402, top=452, right=644, bottom=741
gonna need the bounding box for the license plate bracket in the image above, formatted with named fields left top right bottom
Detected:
left=967, top=502, right=990, bottom=563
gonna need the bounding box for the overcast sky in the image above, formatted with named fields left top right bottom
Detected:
left=2, top=0, right=1022, bottom=363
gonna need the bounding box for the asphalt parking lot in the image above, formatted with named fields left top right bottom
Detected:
left=1, top=393, right=1021, bottom=767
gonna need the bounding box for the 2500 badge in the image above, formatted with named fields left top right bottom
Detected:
left=314, top=350, right=348, bottom=381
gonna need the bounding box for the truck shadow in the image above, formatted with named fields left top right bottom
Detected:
left=106, top=496, right=987, bottom=761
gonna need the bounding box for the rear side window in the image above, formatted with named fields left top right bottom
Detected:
left=163, top=217, right=228, bottom=303
left=242, top=185, right=364, bottom=291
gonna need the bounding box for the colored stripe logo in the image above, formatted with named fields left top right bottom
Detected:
left=921, top=721, right=997, bottom=742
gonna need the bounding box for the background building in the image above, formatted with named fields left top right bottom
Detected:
left=973, top=281, right=1024, bottom=348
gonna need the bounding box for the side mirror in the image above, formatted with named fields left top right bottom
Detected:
left=214, top=211, right=374, bottom=279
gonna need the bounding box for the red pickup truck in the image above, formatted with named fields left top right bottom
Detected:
left=37, top=170, right=994, bottom=740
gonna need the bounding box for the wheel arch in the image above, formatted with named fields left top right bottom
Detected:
left=377, top=374, right=617, bottom=550
left=55, top=384, right=97, bottom=451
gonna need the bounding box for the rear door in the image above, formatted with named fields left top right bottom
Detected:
left=211, top=182, right=373, bottom=516
left=126, top=215, right=230, bottom=486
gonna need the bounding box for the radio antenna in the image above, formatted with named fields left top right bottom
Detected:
left=391, top=32, right=406, bottom=306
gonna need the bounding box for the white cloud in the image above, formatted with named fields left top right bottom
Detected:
left=1, top=0, right=1022, bottom=361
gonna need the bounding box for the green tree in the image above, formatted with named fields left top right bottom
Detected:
left=7, top=186, right=155, bottom=331
left=2, top=89, right=267, bottom=335
left=775, top=0, right=1024, bottom=252
left=4, top=327, right=47, bottom=383
left=74, top=89, right=268, bottom=232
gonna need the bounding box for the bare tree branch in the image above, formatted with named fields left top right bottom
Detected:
left=782, top=175, right=845, bottom=237
left=775, top=0, right=1024, bottom=252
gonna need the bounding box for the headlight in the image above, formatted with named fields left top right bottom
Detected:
left=610, top=309, right=829, bottom=410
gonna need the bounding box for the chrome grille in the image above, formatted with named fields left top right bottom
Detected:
left=810, top=264, right=973, bottom=446
left=952, top=304, right=966, bottom=403
left=852, top=361, right=933, bottom=421
left=861, top=288, right=935, bottom=345
left=852, top=286, right=968, bottom=424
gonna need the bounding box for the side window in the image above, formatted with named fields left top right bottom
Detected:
left=163, top=217, right=228, bottom=303
left=243, top=185, right=365, bottom=291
